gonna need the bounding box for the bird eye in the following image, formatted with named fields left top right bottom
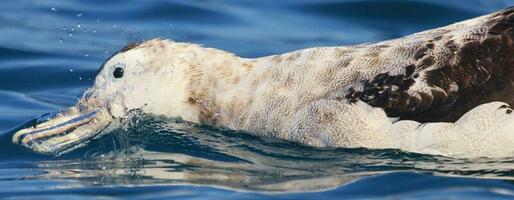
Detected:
left=113, top=67, right=124, bottom=78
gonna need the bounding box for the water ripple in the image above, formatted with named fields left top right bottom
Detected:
left=0, top=0, right=513, bottom=199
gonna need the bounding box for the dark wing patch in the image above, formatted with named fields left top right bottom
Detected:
left=346, top=7, right=514, bottom=122
left=489, top=6, right=514, bottom=35
left=414, top=8, right=514, bottom=122
left=346, top=70, right=417, bottom=117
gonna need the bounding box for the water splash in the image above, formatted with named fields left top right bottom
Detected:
left=2, top=114, right=512, bottom=193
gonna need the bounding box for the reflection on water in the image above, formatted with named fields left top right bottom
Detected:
left=2, top=115, right=513, bottom=194
left=1, top=0, right=514, bottom=198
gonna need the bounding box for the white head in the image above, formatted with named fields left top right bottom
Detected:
left=12, top=39, right=205, bottom=155
left=85, top=39, right=202, bottom=120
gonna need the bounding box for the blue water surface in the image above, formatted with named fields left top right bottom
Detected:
left=0, top=0, right=514, bottom=199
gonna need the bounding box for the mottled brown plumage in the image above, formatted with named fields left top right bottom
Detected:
left=13, top=7, right=514, bottom=158
left=340, top=7, right=514, bottom=122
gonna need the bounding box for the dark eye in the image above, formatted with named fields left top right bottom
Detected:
left=113, top=67, right=124, bottom=78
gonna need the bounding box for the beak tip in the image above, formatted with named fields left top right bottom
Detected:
left=12, top=129, right=27, bottom=145
left=10, top=108, right=110, bottom=155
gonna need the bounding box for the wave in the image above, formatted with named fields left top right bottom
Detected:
left=1, top=114, right=513, bottom=193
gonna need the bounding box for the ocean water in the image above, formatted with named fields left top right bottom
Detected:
left=0, top=0, right=513, bottom=199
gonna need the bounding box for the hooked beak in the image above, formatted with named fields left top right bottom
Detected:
left=12, top=106, right=112, bottom=155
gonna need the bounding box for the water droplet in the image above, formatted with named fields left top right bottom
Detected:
left=59, top=38, right=63, bottom=43
left=79, top=77, right=83, bottom=80
left=113, top=24, right=117, bottom=28
left=76, top=13, right=83, bottom=17
left=92, top=30, right=97, bottom=33
left=77, top=23, right=81, bottom=28
left=50, top=7, right=57, bottom=12
left=61, top=26, right=67, bottom=31
left=71, top=27, right=75, bottom=31
left=105, top=50, right=109, bottom=54
left=85, top=54, right=90, bottom=57
left=68, top=33, right=72, bottom=37
left=69, top=68, right=74, bottom=72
